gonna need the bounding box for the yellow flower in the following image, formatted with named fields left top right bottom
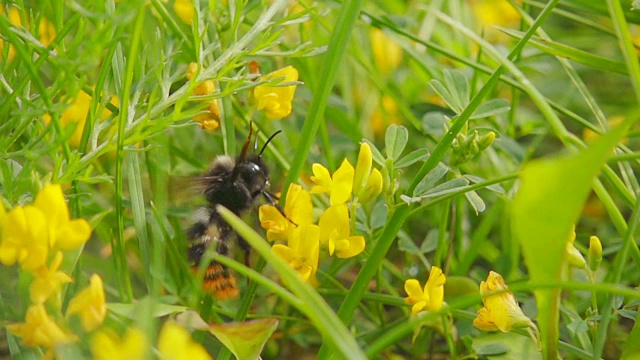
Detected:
left=43, top=91, right=116, bottom=147
left=259, top=184, right=313, bottom=242
left=318, top=204, right=364, bottom=258
left=565, top=226, right=586, bottom=269
left=310, top=159, right=354, bottom=206
left=90, top=327, right=148, bottom=360
left=352, top=142, right=383, bottom=203
left=473, top=271, right=535, bottom=332
left=370, top=28, right=403, bottom=76
left=34, top=184, right=92, bottom=250
left=0, top=6, right=22, bottom=63
left=0, top=205, right=49, bottom=272
left=30, top=251, right=73, bottom=304
left=39, top=17, right=56, bottom=47
left=66, top=274, right=106, bottom=332
left=158, top=322, right=212, bottom=360
left=174, top=0, right=195, bottom=25
left=193, top=101, right=221, bottom=130
left=253, top=66, right=299, bottom=120
left=403, top=266, right=446, bottom=315
left=7, top=304, right=77, bottom=348
left=272, top=224, right=320, bottom=283
left=470, top=0, right=520, bottom=28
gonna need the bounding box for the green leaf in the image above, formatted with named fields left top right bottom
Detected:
left=429, top=79, right=458, bottom=113
left=395, top=148, right=430, bottom=168
left=208, top=318, right=279, bottom=360
left=512, top=120, right=631, bottom=358
left=499, top=28, right=628, bottom=75
left=385, top=124, right=409, bottom=161
left=465, top=190, right=486, bottom=215
left=472, top=332, right=541, bottom=359
left=108, top=301, right=188, bottom=319
left=475, top=343, right=510, bottom=356
left=443, top=276, right=478, bottom=299
left=444, top=69, right=470, bottom=112
left=413, top=163, right=448, bottom=197
left=363, top=139, right=386, bottom=166
left=397, top=234, right=420, bottom=254
left=419, top=177, right=469, bottom=199
left=470, top=99, right=511, bottom=119
left=622, top=311, right=640, bottom=359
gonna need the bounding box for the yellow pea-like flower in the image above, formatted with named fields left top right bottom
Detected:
left=310, top=159, right=354, bottom=206
left=90, top=327, right=148, bottom=360
left=253, top=66, right=299, bottom=120
left=318, top=204, right=364, bottom=258
left=7, top=304, right=77, bottom=348
left=272, top=224, right=320, bottom=283
left=259, top=184, right=313, bottom=242
left=403, top=266, right=446, bottom=315
left=158, top=322, right=212, bottom=360
left=66, top=274, right=107, bottom=332
left=30, top=251, right=73, bottom=304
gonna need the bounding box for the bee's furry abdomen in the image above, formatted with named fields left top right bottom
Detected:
left=203, top=263, right=239, bottom=299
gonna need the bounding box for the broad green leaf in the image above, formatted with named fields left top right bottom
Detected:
left=470, top=99, right=511, bottom=119
left=395, top=148, right=430, bottom=168
left=385, top=124, right=409, bottom=161
left=209, top=318, right=279, bottom=360
left=512, top=121, right=631, bottom=358
left=429, top=79, right=459, bottom=113
left=444, top=69, right=469, bottom=112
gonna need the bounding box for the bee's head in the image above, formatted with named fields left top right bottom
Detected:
left=238, top=156, right=270, bottom=197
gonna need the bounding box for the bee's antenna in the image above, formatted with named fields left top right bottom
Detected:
left=253, top=129, right=260, bottom=154
left=239, top=121, right=254, bottom=161
left=259, top=130, right=282, bottom=157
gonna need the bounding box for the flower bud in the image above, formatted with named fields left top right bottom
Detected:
left=359, top=168, right=383, bottom=203
left=353, top=142, right=373, bottom=198
left=479, top=131, right=496, bottom=150
left=566, top=228, right=586, bottom=269
left=186, top=62, right=199, bottom=80
left=588, top=236, right=603, bottom=272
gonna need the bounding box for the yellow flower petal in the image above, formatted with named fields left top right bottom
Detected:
left=158, top=322, right=211, bottom=360
left=330, top=159, right=354, bottom=205
left=404, top=279, right=424, bottom=302
left=253, top=66, right=298, bottom=120
left=318, top=204, right=350, bottom=247
left=91, top=327, right=148, bottom=360
left=67, top=274, right=106, bottom=332
left=1, top=205, right=49, bottom=271
left=310, top=163, right=332, bottom=194
left=411, top=301, right=427, bottom=316
left=174, top=0, right=195, bottom=25
left=353, top=142, right=373, bottom=198
left=424, top=266, right=446, bottom=311
left=360, top=168, right=383, bottom=203
left=474, top=271, right=535, bottom=333
left=335, top=235, right=365, bottom=259
left=7, top=304, right=77, bottom=348
left=30, top=251, right=73, bottom=304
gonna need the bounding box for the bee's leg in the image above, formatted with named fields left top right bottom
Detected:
left=262, top=190, right=297, bottom=226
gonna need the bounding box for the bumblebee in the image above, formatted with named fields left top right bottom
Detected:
left=187, top=124, right=283, bottom=299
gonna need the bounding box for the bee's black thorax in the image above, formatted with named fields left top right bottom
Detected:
left=203, top=154, right=270, bottom=216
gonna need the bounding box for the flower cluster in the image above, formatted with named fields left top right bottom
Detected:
left=252, top=65, right=299, bottom=120
left=1, top=184, right=107, bottom=356
left=187, top=62, right=221, bottom=130
left=91, top=322, right=211, bottom=360
left=260, top=142, right=383, bottom=282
